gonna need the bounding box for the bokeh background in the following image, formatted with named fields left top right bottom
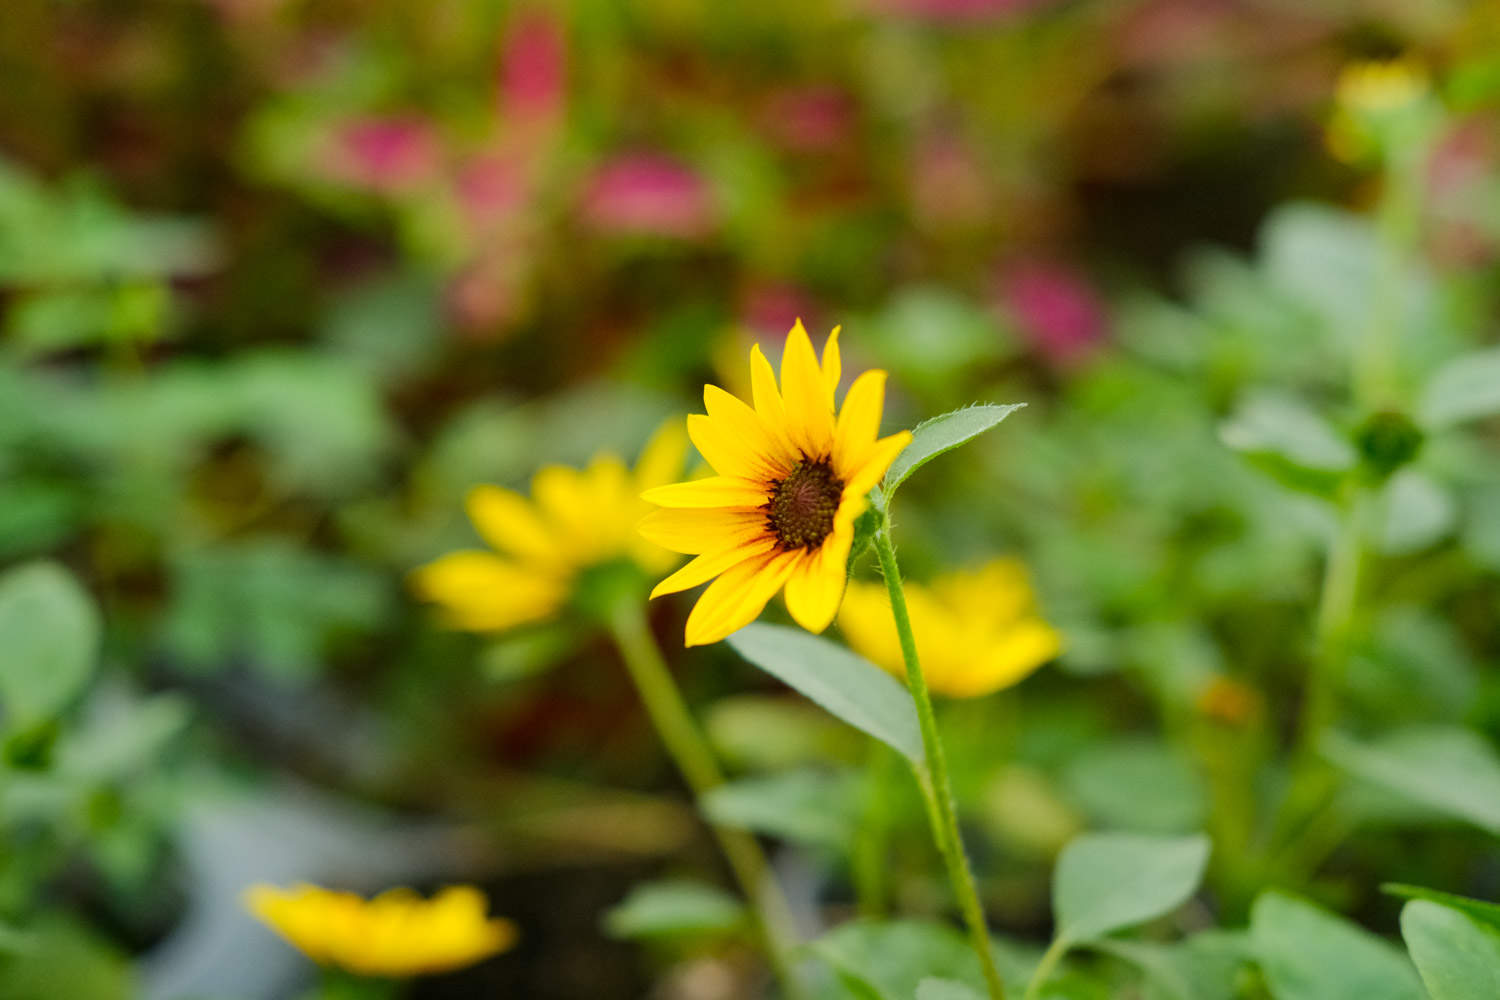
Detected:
left=3, top=0, right=1500, bottom=997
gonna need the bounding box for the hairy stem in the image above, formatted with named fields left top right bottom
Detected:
left=873, top=528, right=1007, bottom=1000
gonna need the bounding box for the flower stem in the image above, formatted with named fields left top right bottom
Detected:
left=873, top=528, right=1007, bottom=1000
left=606, top=601, right=806, bottom=1000
left=1021, top=936, right=1069, bottom=1000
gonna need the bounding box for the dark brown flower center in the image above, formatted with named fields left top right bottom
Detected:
left=765, top=458, right=844, bottom=551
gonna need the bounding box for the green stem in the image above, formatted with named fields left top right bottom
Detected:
left=607, top=602, right=806, bottom=1000
left=873, top=529, right=1007, bottom=1000
left=1021, top=936, right=1069, bottom=1000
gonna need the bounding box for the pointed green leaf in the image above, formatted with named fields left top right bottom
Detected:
left=700, top=768, right=860, bottom=848
left=1053, top=832, right=1211, bottom=944
left=0, top=561, right=99, bottom=725
left=811, top=920, right=1028, bottom=1000
left=916, top=978, right=985, bottom=1000
left=1385, top=884, right=1500, bottom=935
left=1418, top=348, right=1500, bottom=429
left=602, top=880, right=746, bottom=940
left=728, top=624, right=924, bottom=764
left=1402, top=899, right=1500, bottom=999
left=1251, top=891, right=1423, bottom=1000
left=882, top=404, right=1025, bottom=499
left=1325, top=726, right=1500, bottom=836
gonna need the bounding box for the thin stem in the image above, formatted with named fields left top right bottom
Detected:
left=873, top=528, right=1007, bottom=1000
left=1021, top=936, right=1069, bottom=1000
left=606, top=602, right=806, bottom=1000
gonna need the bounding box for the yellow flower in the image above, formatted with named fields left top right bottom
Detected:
left=412, top=421, right=687, bottom=632
left=245, top=883, right=517, bottom=978
left=838, top=559, right=1061, bottom=698
left=1326, top=57, right=1431, bottom=164
left=640, top=321, right=911, bottom=647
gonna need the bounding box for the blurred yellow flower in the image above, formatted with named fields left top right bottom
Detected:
left=838, top=559, right=1061, bottom=698
left=1326, top=57, right=1431, bottom=163
left=412, top=422, right=687, bottom=631
left=639, top=321, right=911, bottom=646
left=245, top=883, right=516, bottom=978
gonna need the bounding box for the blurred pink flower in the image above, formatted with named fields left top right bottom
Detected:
left=1000, top=262, right=1108, bottom=364
left=911, top=132, right=992, bottom=230
left=741, top=283, right=821, bottom=339
left=873, top=0, right=1055, bottom=20
left=323, top=116, right=442, bottom=193
left=580, top=155, right=714, bottom=238
left=762, top=87, right=855, bottom=151
left=499, top=11, right=566, bottom=125
left=457, top=154, right=526, bottom=231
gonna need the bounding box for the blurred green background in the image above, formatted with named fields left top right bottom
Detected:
left=2, top=0, right=1500, bottom=997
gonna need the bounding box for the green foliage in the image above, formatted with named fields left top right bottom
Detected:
left=700, top=768, right=860, bottom=849
left=727, top=624, right=925, bottom=764
left=1401, top=900, right=1500, bottom=998
left=1250, top=892, right=1424, bottom=1000
left=883, top=404, right=1026, bottom=501
left=602, top=880, right=747, bottom=941
left=811, top=920, right=1028, bottom=1000
left=1324, top=727, right=1500, bottom=836
left=1051, top=832, right=1211, bottom=946
left=0, top=561, right=98, bottom=726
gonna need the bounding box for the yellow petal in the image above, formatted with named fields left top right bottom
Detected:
left=634, top=419, right=690, bottom=492
left=684, top=550, right=798, bottom=646
left=704, top=384, right=797, bottom=473
left=641, top=476, right=769, bottom=509
left=832, top=369, right=887, bottom=474
left=687, top=412, right=786, bottom=483
left=821, top=324, right=842, bottom=406
left=464, top=485, right=558, bottom=564
left=410, top=551, right=565, bottom=632
left=842, top=430, right=911, bottom=499
left=637, top=507, right=768, bottom=554
left=779, top=320, right=835, bottom=458
left=650, top=538, right=776, bottom=598
left=783, top=546, right=847, bottom=634
left=942, top=621, right=1062, bottom=698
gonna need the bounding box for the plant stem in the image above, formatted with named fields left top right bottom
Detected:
left=1021, top=936, right=1069, bottom=1000
left=873, top=528, right=1007, bottom=1000
left=607, top=602, right=806, bottom=1000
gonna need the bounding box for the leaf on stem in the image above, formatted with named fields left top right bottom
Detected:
left=882, top=404, right=1025, bottom=499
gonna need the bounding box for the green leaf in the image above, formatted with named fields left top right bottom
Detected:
left=602, top=880, right=746, bottom=940
left=1324, top=726, right=1500, bottom=835
left=916, top=978, right=985, bottom=1000
left=1375, top=470, right=1455, bottom=556
left=0, top=562, right=99, bottom=725
left=0, top=914, right=133, bottom=1000
left=1095, top=932, right=1250, bottom=1000
left=882, top=404, right=1025, bottom=499
left=811, top=920, right=1027, bottom=1000
left=1402, top=899, right=1500, bottom=999
left=1219, top=393, right=1354, bottom=498
left=1061, top=740, right=1207, bottom=834
left=1053, top=832, right=1211, bottom=944
left=700, top=768, right=860, bottom=848
left=1418, top=348, right=1500, bottom=429
left=1250, top=891, right=1423, bottom=1000
left=727, top=624, right=924, bottom=764
left=1385, top=885, right=1500, bottom=935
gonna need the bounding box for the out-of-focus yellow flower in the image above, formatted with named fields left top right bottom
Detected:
left=1195, top=674, right=1262, bottom=726
left=1326, top=57, right=1431, bottom=163
left=245, top=884, right=517, bottom=978
left=412, top=422, right=687, bottom=632
left=838, top=559, right=1061, bottom=698
left=639, top=321, right=911, bottom=647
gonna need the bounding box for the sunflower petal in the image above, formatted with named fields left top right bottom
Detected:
left=641, top=476, right=769, bottom=509
left=779, top=320, right=836, bottom=457
left=464, top=485, right=557, bottom=564
left=833, top=369, right=888, bottom=475
left=650, top=538, right=777, bottom=598
left=821, top=325, right=842, bottom=407
left=704, top=384, right=796, bottom=474
left=750, top=343, right=798, bottom=457
left=410, top=551, right=565, bottom=632
left=684, top=550, right=797, bottom=646
left=637, top=507, right=768, bottom=554
left=783, top=545, right=848, bottom=634
left=843, top=430, right=912, bottom=499
left=634, top=419, right=689, bottom=492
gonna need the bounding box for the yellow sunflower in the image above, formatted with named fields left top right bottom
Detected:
left=412, top=422, right=686, bottom=632
left=838, top=559, right=1061, bottom=698
left=639, top=321, right=911, bottom=647
left=245, top=883, right=516, bottom=978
